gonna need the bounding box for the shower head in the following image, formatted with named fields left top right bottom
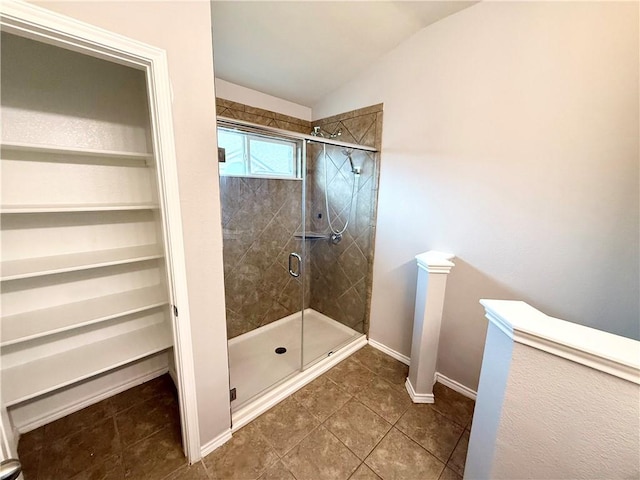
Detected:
left=310, top=126, right=342, bottom=138
left=342, top=149, right=361, bottom=175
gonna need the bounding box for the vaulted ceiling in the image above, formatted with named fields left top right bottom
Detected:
left=211, top=1, right=477, bottom=107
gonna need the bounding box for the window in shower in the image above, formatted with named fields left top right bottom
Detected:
left=218, top=127, right=302, bottom=179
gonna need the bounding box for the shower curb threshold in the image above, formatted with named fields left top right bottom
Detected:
left=230, top=333, right=368, bottom=431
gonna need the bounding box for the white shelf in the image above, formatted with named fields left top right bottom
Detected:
left=0, top=203, right=160, bottom=214
left=3, top=203, right=160, bottom=214
left=0, top=141, right=153, bottom=161
left=1, top=323, right=172, bottom=407
left=294, top=232, right=328, bottom=240
left=1, top=286, right=169, bottom=347
left=0, top=244, right=164, bottom=281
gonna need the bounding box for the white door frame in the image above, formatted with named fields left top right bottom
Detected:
left=0, top=0, right=201, bottom=462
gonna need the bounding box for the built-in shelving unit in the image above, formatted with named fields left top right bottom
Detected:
left=0, top=31, right=174, bottom=425
left=2, top=323, right=172, bottom=407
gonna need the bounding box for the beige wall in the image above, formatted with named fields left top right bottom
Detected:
left=492, top=344, right=639, bottom=478
left=313, top=2, right=640, bottom=391
left=32, top=1, right=231, bottom=445
left=215, top=78, right=312, bottom=121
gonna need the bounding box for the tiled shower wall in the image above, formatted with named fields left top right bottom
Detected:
left=216, top=98, right=382, bottom=339
left=309, top=104, right=383, bottom=335
left=217, top=98, right=311, bottom=134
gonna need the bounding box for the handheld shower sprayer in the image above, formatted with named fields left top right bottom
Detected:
left=322, top=145, right=361, bottom=244
left=342, top=149, right=361, bottom=175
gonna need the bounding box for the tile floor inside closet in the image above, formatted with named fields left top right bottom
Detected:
left=18, top=345, right=474, bottom=480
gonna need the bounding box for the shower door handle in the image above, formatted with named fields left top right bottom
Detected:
left=288, top=253, right=301, bottom=278
left=0, top=459, right=21, bottom=480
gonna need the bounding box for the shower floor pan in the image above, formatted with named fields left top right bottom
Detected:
left=228, top=308, right=366, bottom=430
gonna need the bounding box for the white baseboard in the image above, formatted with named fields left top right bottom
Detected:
left=368, top=338, right=410, bottom=365
left=366, top=338, right=477, bottom=401
left=168, top=364, right=178, bottom=388
left=231, top=335, right=367, bottom=432
left=405, top=378, right=434, bottom=403
left=200, top=428, right=233, bottom=458
left=11, top=353, right=169, bottom=433
left=435, top=372, right=477, bottom=400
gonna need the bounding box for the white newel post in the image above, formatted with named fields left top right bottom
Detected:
left=405, top=251, right=455, bottom=403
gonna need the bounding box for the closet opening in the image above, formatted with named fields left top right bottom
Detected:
left=1, top=4, right=198, bottom=473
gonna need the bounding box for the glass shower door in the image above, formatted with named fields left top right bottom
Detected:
left=302, top=140, right=372, bottom=368
left=218, top=124, right=306, bottom=411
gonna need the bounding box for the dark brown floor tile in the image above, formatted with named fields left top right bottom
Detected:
left=204, top=422, right=278, bottom=480
left=365, top=428, right=444, bottom=480
left=438, top=467, right=462, bottom=480
left=116, top=394, right=180, bottom=446
left=282, top=426, right=360, bottom=480
left=163, top=461, right=210, bottom=480
left=123, top=426, right=185, bottom=479
left=293, top=376, right=352, bottom=422
left=110, top=374, right=176, bottom=413
left=349, top=463, right=381, bottom=480
left=69, top=455, right=124, bottom=480
left=20, top=450, right=40, bottom=480
left=257, top=460, right=296, bottom=480
left=351, top=345, right=380, bottom=371
left=447, top=429, right=469, bottom=476
left=325, top=398, right=391, bottom=460
left=355, top=376, right=411, bottom=424
left=351, top=346, right=408, bottom=388
left=396, top=404, right=464, bottom=462
left=253, top=397, right=320, bottom=456
left=376, top=362, right=409, bottom=390
left=39, top=419, right=120, bottom=480
left=431, top=383, right=475, bottom=428
left=18, top=427, right=44, bottom=456
left=327, top=357, right=376, bottom=394
left=44, top=399, right=114, bottom=441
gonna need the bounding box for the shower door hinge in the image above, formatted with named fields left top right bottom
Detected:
left=218, top=147, right=226, bottom=163
left=230, top=388, right=237, bottom=402
left=173, top=305, right=178, bottom=317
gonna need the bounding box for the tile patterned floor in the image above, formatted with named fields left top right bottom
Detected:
left=18, top=374, right=189, bottom=480
left=206, top=345, right=475, bottom=480
left=17, top=345, right=474, bottom=480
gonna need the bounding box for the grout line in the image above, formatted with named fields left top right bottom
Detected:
left=252, top=396, right=322, bottom=462
left=393, top=426, right=448, bottom=467
left=110, top=413, right=125, bottom=474
left=200, top=458, right=214, bottom=479
left=346, top=461, right=367, bottom=480
left=158, top=462, right=187, bottom=480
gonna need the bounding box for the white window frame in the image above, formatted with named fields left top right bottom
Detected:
left=218, top=127, right=302, bottom=180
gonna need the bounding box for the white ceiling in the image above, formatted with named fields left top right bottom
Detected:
left=211, top=1, right=478, bottom=107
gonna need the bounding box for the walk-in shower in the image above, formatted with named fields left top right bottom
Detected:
left=216, top=110, right=380, bottom=427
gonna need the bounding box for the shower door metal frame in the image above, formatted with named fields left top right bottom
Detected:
left=216, top=117, right=378, bottom=153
